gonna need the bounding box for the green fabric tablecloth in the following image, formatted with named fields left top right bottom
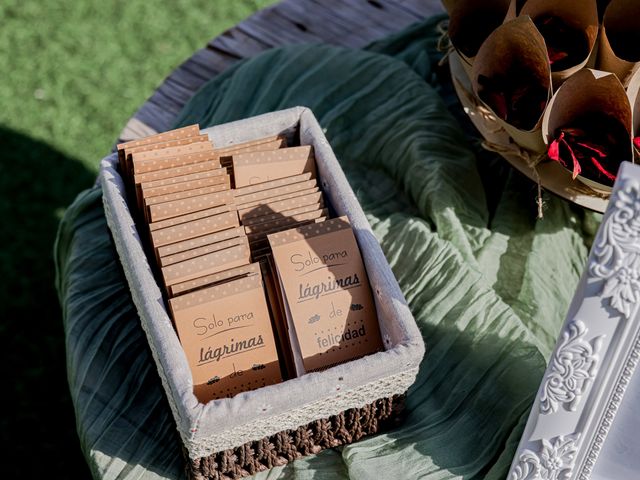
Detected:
left=55, top=15, right=600, bottom=479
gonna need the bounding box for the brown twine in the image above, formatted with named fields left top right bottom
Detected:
left=569, top=178, right=611, bottom=200
left=481, top=140, right=546, bottom=219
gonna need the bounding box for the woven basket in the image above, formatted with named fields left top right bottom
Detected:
left=185, top=395, right=406, bottom=479
left=100, top=107, right=425, bottom=478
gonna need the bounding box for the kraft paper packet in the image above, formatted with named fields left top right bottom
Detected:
left=238, top=191, right=324, bottom=221
left=125, top=135, right=211, bottom=176
left=149, top=204, right=236, bottom=232
left=144, top=181, right=231, bottom=207
left=268, top=217, right=383, bottom=373
left=217, top=137, right=287, bottom=163
left=249, top=218, right=327, bottom=255
left=233, top=172, right=313, bottom=197
left=150, top=210, right=239, bottom=248
left=140, top=168, right=228, bottom=191
left=245, top=208, right=329, bottom=235
left=143, top=182, right=231, bottom=225
left=249, top=216, right=327, bottom=252
left=132, top=139, right=213, bottom=162
left=135, top=169, right=231, bottom=216
left=472, top=16, right=552, bottom=153
left=160, top=234, right=248, bottom=267
left=123, top=135, right=210, bottom=182
left=215, top=135, right=286, bottom=155
left=248, top=213, right=328, bottom=242
left=242, top=202, right=326, bottom=227
left=147, top=189, right=235, bottom=223
left=234, top=179, right=317, bottom=207
left=237, top=187, right=320, bottom=210
left=134, top=159, right=221, bottom=185
left=117, top=124, right=199, bottom=152
left=168, top=274, right=282, bottom=403
left=259, top=257, right=296, bottom=380
left=168, top=262, right=260, bottom=297
left=116, top=124, right=200, bottom=177
left=446, top=0, right=512, bottom=77
left=141, top=171, right=229, bottom=199
left=125, top=134, right=209, bottom=156
left=133, top=149, right=219, bottom=175
left=161, top=242, right=250, bottom=286
left=157, top=225, right=245, bottom=258
left=520, top=0, right=599, bottom=87
left=249, top=219, right=328, bottom=256
left=233, top=146, right=316, bottom=187
left=542, top=69, right=632, bottom=189
left=249, top=214, right=326, bottom=244
left=597, top=0, right=640, bottom=86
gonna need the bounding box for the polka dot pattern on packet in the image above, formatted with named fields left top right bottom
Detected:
left=170, top=263, right=260, bottom=295
left=238, top=192, right=322, bottom=219
left=170, top=274, right=261, bottom=310
left=162, top=244, right=248, bottom=283
left=145, top=183, right=231, bottom=206
left=134, top=149, right=217, bottom=174
left=150, top=190, right=234, bottom=219
left=117, top=124, right=199, bottom=150
left=161, top=236, right=246, bottom=266
left=135, top=160, right=218, bottom=184
left=141, top=168, right=227, bottom=189
left=150, top=204, right=232, bottom=231
left=157, top=226, right=242, bottom=257
left=268, top=216, right=351, bottom=246
left=233, top=146, right=313, bottom=166
left=142, top=173, right=227, bottom=197
left=151, top=211, right=239, bottom=247
left=135, top=140, right=212, bottom=161
left=233, top=172, right=312, bottom=196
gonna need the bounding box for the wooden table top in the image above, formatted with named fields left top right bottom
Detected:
left=117, top=0, right=445, bottom=144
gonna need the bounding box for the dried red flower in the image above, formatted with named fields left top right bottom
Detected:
left=477, top=74, right=548, bottom=130
left=548, top=48, right=569, bottom=66
left=534, top=15, right=590, bottom=71
left=547, top=117, right=626, bottom=185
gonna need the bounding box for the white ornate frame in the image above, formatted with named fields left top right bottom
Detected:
left=508, top=161, right=640, bottom=480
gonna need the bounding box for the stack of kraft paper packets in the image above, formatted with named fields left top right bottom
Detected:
left=117, top=125, right=383, bottom=404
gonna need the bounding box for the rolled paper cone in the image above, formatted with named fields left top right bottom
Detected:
left=542, top=69, right=633, bottom=192
left=441, top=0, right=456, bottom=14
left=447, top=0, right=511, bottom=67
left=472, top=16, right=551, bottom=153
left=626, top=67, right=640, bottom=159
left=597, top=0, right=640, bottom=86
left=520, top=0, right=599, bottom=88
left=597, top=0, right=611, bottom=20
left=506, top=0, right=527, bottom=19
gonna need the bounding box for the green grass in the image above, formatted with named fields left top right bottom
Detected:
left=0, top=1, right=274, bottom=477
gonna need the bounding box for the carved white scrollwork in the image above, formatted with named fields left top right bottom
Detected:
left=589, top=178, right=640, bottom=319
left=539, top=321, right=603, bottom=415
left=511, top=435, right=580, bottom=480
left=508, top=165, right=640, bottom=480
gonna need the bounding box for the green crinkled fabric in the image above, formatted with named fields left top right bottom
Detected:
left=55, top=15, right=599, bottom=480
